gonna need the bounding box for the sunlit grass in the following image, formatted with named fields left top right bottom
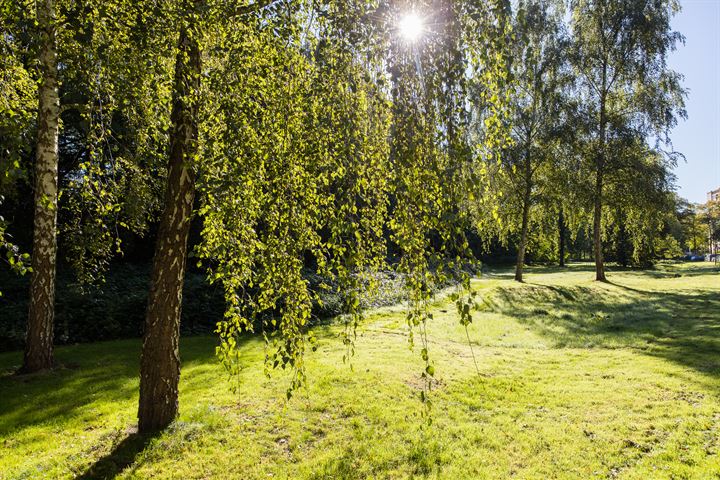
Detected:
left=1, top=262, right=719, bottom=479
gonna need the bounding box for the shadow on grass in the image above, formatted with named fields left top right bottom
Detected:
left=484, top=261, right=719, bottom=280
left=0, top=342, right=140, bottom=438
left=0, top=336, right=217, bottom=438
left=73, top=430, right=158, bottom=480
left=486, top=277, right=720, bottom=378
left=305, top=432, right=444, bottom=480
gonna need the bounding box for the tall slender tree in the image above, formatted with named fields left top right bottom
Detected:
left=22, top=0, right=61, bottom=372
left=12, top=0, right=173, bottom=372
left=569, top=0, right=685, bottom=281
left=482, top=0, right=568, bottom=282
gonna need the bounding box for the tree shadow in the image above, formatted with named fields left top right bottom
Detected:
left=305, top=432, right=443, bottom=480
left=73, top=430, right=159, bottom=480
left=485, top=278, right=720, bottom=380
left=0, top=336, right=217, bottom=438
left=0, top=341, right=140, bottom=438
left=485, top=261, right=719, bottom=280
left=482, top=262, right=647, bottom=280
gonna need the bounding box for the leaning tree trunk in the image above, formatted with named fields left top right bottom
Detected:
left=138, top=26, right=200, bottom=433
left=558, top=207, right=565, bottom=267
left=515, top=152, right=532, bottom=283
left=22, top=0, right=60, bottom=374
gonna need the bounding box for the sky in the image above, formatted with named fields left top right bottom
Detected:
left=668, top=0, right=720, bottom=204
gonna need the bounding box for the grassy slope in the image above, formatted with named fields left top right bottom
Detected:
left=1, top=262, right=719, bottom=479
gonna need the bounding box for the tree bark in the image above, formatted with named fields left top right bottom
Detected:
left=22, top=0, right=60, bottom=374
left=558, top=207, right=565, bottom=267
left=515, top=150, right=532, bottom=282
left=138, top=25, right=200, bottom=433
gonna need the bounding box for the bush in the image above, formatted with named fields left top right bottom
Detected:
left=0, top=260, right=479, bottom=351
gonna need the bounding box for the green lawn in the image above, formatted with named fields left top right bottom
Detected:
left=1, top=262, right=719, bottom=479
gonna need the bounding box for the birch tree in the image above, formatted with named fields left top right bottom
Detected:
left=489, top=0, right=568, bottom=282
left=138, top=0, right=512, bottom=430
left=569, top=0, right=685, bottom=281
left=21, top=0, right=61, bottom=372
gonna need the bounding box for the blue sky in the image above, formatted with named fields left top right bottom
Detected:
left=668, top=0, right=720, bottom=204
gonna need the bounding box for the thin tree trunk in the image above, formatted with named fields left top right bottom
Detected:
left=515, top=151, right=532, bottom=282
left=616, top=207, right=628, bottom=267
left=515, top=200, right=530, bottom=282
left=138, top=25, right=200, bottom=433
left=593, top=167, right=606, bottom=281
left=594, top=74, right=608, bottom=282
left=22, top=0, right=60, bottom=374
left=558, top=207, right=565, bottom=267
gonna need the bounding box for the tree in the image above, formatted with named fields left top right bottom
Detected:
left=569, top=0, right=685, bottom=281
left=675, top=198, right=707, bottom=254
left=21, top=0, right=62, bottom=372
left=138, top=0, right=322, bottom=432
left=699, top=197, right=720, bottom=258
left=482, top=0, right=568, bottom=282
left=137, top=0, right=201, bottom=431
left=602, top=140, right=677, bottom=266
left=1, top=0, right=163, bottom=372
left=1, top=0, right=512, bottom=429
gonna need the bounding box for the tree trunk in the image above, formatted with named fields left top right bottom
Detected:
left=22, top=0, right=60, bottom=374
left=594, top=75, right=608, bottom=282
left=558, top=207, right=565, bottom=267
left=515, top=152, right=532, bottom=283
left=616, top=207, right=628, bottom=267
left=138, top=25, right=200, bottom=433
left=593, top=167, right=606, bottom=281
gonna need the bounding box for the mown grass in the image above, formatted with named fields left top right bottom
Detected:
left=1, top=262, right=719, bottom=479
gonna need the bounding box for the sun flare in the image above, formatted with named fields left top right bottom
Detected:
left=399, top=12, right=424, bottom=42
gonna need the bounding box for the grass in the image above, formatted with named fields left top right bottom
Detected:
left=1, top=262, right=719, bottom=479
